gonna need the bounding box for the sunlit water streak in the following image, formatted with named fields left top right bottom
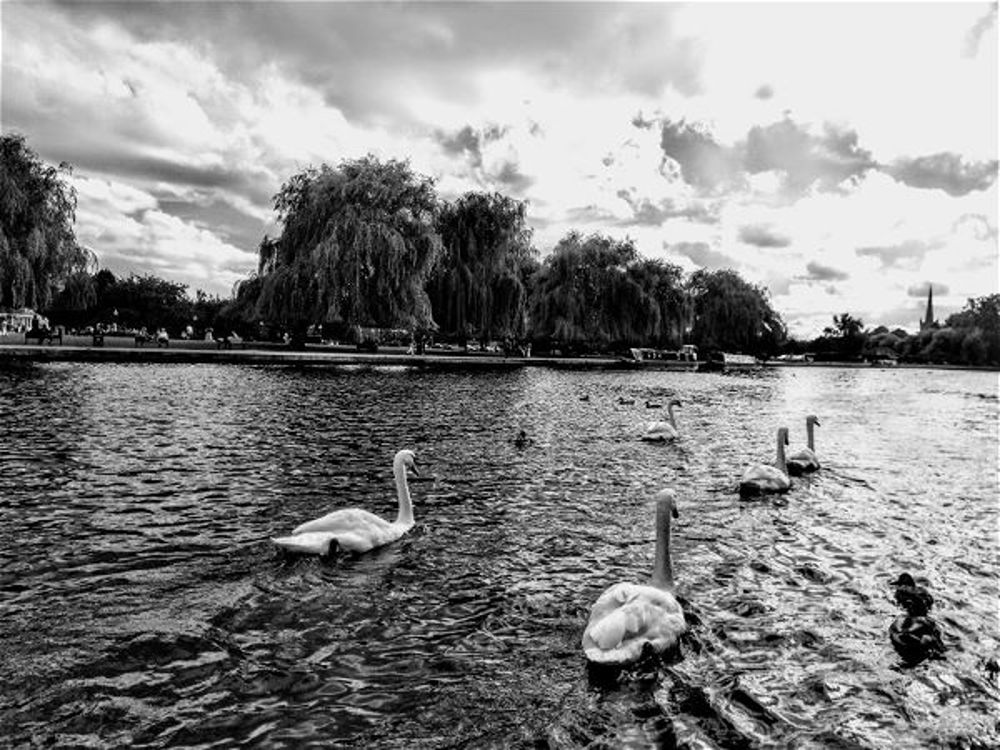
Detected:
left=0, top=362, right=997, bottom=748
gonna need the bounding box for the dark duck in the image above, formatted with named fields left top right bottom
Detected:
left=889, top=573, right=945, bottom=664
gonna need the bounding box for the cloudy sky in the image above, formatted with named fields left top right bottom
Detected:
left=3, top=1, right=996, bottom=336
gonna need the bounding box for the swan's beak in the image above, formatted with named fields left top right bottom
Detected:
left=815, top=419, right=821, bottom=426
left=672, top=504, right=679, bottom=519
left=410, top=461, right=420, bottom=476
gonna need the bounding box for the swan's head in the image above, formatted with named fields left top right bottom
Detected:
left=778, top=427, right=789, bottom=445
left=394, top=449, right=419, bottom=476
left=654, top=488, right=679, bottom=519
left=807, top=415, right=821, bottom=427
left=669, top=399, right=682, bottom=408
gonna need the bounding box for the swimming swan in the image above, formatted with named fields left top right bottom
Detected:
left=582, top=489, right=686, bottom=665
left=739, top=427, right=791, bottom=497
left=786, top=415, right=821, bottom=476
left=641, top=399, right=682, bottom=441
left=272, top=449, right=419, bottom=556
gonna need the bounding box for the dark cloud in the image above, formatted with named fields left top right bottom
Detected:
left=856, top=239, right=942, bottom=269
left=492, top=161, right=534, bottom=194
left=907, top=281, right=950, bottom=298
left=804, top=261, right=849, bottom=281
left=743, top=119, right=876, bottom=196
left=964, top=5, right=997, bottom=57
left=158, top=198, right=268, bottom=253
left=631, top=112, right=657, bottom=130
left=616, top=190, right=720, bottom=226
left=739, top=224, right=791, bottom=248
left=668, top=241, right=735, bottom=270
left=754, top=84, right=774, bottom=100
left=46, top=1, right=704, bottom=123
left=659, top=119, right=740, bottom=191
left=436, top=125, right=484, bottom=167
left=565, top=205, right=618, bottom=224
left=884, top=153, right=998, bottom=196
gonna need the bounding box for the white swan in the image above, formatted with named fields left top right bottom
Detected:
left=738, top=427, right=791, bottom=497
left=272, top=449, right=419, bottom=556
left=786, top=415, right=821, bottom=476
left=582, top=489, right=687, bottom=665
left=641, top=399, right=682, bottom=441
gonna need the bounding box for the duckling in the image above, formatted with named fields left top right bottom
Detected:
left=889, top=572, right=945, bottom=663
left=892, top=573, right=934, bottom=616
left=890, top=613, right=945, bottom=663
left=513, top=429, right=531, bottom=449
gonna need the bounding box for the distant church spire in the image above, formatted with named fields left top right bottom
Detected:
left=920, top=284, right=936, bottom=330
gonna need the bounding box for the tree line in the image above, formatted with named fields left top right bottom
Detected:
left=2, top=133, right=997, bottom=365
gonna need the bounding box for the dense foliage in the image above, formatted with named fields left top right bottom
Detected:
left=687, top=269, right=786, bottom=356
left=250, top=156, right=441, bottom=340
left=427, top=192, right=536, bottom=345
left=0, top=133, right=94, bottom=310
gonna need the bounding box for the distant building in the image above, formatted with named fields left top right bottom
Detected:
left=919, top=285, right=938, bottom=331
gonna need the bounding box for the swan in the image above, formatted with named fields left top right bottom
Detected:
left=786, top=415, right=821, bottom=476
left=582, top=489, right=687, bottom=666
left=641, top=399, right=682, bottom=441
left=272, top=449, right=419, bottom=556
left=738, top=427, right=791, bottom=497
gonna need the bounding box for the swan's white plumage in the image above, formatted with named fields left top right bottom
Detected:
left=582, top=582, right=686, bottom=664
left=739, top=427, right=791, bottom=495
left=272, top=449, right=418, bottom=555
left=786, top=415, right=821, bottom=475
left=582, top=489, right=686, bottom=666
left=640, top=400, right=682, bottom=442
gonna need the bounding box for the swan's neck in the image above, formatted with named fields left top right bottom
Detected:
left=776, top=433, right=788, bottom=474
left=806, top=421, right=815, bottom=452
left=652, top=501, right=674, bottom=590
left=394, top=460, right=413, bottom=525
left=667, top=404, right=678, bottom=430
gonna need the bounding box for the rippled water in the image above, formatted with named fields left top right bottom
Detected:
left=0, top=362, right=997, bottom=748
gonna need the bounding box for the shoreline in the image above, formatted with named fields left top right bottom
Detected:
left=0, top=340, right=996, bottom=373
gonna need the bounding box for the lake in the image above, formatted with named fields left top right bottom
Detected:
left=0, top=362, right=997, bottom=748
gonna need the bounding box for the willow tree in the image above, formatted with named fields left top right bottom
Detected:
left=0, top=133, right=93, bottom=310
left=530, top=232, right=659, bottom=348
left=627, top=258, right=688, bottom=347
left=427, top=191, right=534, bottom=344
left=687, top=269, right=785, bottom=356
left=254, top=156, right=442, bottom=338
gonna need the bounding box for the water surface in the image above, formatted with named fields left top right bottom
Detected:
left=0, top=363, right=997, bottom=748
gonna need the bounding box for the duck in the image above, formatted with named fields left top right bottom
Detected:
left=618, top=396, right=636, bottom=405
left=889, top=572, right=945, bottom=663
left=738, top=427, right=791, bottom=497
left=786, top=415, right=821, bottom=475
left=582, top=488, right=687, bottom=666
left=580, top=394, right=591, bottom=402
left=891, top=572, right=934, bottom=616
left=645, top=400, right=662, bottom=409
left=641, top=399, right=682, bottom=441
left=272, top=449, right=420, bottom=556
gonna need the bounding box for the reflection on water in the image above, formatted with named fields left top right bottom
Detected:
left=0, top=362, right=997, bottom=747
